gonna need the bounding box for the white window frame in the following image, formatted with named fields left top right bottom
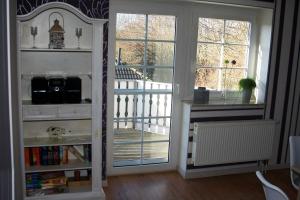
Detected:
left=196, top=18, right=252, bottom=91
left=189, top=3, right=259, bottom=97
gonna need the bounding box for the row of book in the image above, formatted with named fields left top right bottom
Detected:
left=24, top=145, right=92, bottom=167
left=26, top=170, right=91, bottom=196
left=26, top=171, right=68, bottom=196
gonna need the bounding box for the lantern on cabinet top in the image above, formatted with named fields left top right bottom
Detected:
left=48, top=14, right=65, bottom=49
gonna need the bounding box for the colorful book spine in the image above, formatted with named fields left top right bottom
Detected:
left=59, top=146, right=64, bottom=164
left=26, top=173, right=41, bottom=189
left=88, top=144, right=91, bottom=162
left=83, top=144, right=92, bottom=162
left=83, top=145, right=88, bottom=162
left=32, top=147, right=41, bottom=166
left=24, top=148, right=30, bottom=167
left=62, top=146, right=68, bottom=164
left=32, top=148, right=37, bottom=166
left=29, top=148, right=34, bottom=166
left=53, top=146, right=60, bottom=165
left=41, top=147, right=48, bottom=166
left=48, top=147, right=54, bottom=165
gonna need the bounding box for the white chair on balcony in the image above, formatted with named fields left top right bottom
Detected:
left=256, top=171, right=289, bottom=200
left=289, top=136, right=300, bottom=190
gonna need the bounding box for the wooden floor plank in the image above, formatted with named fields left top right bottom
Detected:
left=104, top=169, right=297, bottom=200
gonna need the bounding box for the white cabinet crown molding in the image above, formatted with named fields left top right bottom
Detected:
left=16, top=2, right=108, bottom=24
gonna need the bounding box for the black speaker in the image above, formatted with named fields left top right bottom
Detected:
left=31, top=77, right=48, bottom=104
left=48, top=77, right=65, bottom=104
left=64, top=77, right=81, bottom=103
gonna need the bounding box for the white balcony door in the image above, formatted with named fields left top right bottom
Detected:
left=113, top=13, right=175, bottom=167
left=107, top=9, right=180, bottom=174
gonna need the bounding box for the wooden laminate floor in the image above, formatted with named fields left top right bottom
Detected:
left=103, top=169, right=297, bottom=200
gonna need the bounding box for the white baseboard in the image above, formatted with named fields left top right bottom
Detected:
left=108, top=163, right=176, bottom=176
left=178, top=166, right=187, bottom=178
left=179, top=163, right=290, bottom=179
left=184, top=164, right=258, bottom=179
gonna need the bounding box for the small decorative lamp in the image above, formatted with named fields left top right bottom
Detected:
left=49, top=18, right=65, bottom=49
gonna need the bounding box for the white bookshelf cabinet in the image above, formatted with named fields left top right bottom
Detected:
left=17, top=2, right=107, bottom=200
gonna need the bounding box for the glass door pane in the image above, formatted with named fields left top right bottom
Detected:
left=113, top=13, right=176, bottom=167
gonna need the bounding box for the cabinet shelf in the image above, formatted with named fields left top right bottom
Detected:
left=22, top=101, right=92, bottom=121
left=22, top=100, right=92, bottom=105
left=25, top=159, right=92, bottom=173
left=20, top=48, right=92, bottom=52
left=24, top=135, right=92, bottom=147
left=21, top=73, right=92, bottom=77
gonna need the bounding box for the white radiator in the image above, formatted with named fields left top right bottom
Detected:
left=192, top=120, right=276, bottom=166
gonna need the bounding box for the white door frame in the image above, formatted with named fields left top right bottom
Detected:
left=107, top=0, right=191, bottom=175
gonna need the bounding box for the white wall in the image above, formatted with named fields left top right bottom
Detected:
left=255, top=9, right=273, bottom=103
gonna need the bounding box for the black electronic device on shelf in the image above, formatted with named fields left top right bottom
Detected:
left=31, top=76, right=82, bottom=104
left=48, top=77, right=65, bottom=104
left=64, top=77, right=82, bottom=103
left=31, top=77, right=49, bottom=104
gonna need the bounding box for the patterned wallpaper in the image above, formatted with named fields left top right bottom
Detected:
left=17, top=0, right=109, bottom=180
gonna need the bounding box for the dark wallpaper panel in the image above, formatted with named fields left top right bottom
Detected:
left=17, top=0, right=109, bottom=180
left=257, top=0, right=274, bottom=2
left=102, top=22, right=108, bottom=179
left=17, top=0, right=109, bottom=19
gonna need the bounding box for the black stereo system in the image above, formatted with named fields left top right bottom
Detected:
left=31, top=76, right=81, bottom=104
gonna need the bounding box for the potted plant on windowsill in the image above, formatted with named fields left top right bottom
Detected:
left=239, top=78, right=256, bottom=104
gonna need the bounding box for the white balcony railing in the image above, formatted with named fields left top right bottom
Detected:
left=114, top=80, right=172, bottom=133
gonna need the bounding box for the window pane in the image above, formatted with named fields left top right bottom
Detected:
left=195, top=68, right=219, bottom=90
left=143, top=118, right=170, bottom=142
left=114, top=124, right=142, bottom=142
left=116, top=14, right=145, bottom=39
left=196, top=44, right=221, bottom=68
left=225, top=20, right=251, bottom=45
left=145, top=68, right=173, bottom=84
left=114, top=94, right=144, bottom=118
left=113, top=143, right=142, bottom=163
left=222, top=68, right=247, bottom=90
left=198, top=18, right=224, bottom=43
left=224, top=45, right=249, bottom=68
left=142, top=142, right=169, bottom=163
left=116, top=41, right=145, bottom=65
left=148, top=15, right=176, bottom=41
left=147, top=42, right=175, bottom=66
left=144, top=130, right=169, bottom=141
left=114, top=79, right=143, bottom=90
left=115, top=67, right=144, bottom=80
left=114, top=13, right=175, bottom=167
left=144, top=92, right=172, bottom=117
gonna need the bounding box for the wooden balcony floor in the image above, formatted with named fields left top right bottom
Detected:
left=113, top=128, right=169, bottom=165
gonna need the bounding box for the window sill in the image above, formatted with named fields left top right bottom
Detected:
left=182, top=99, right=265, bottom=111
